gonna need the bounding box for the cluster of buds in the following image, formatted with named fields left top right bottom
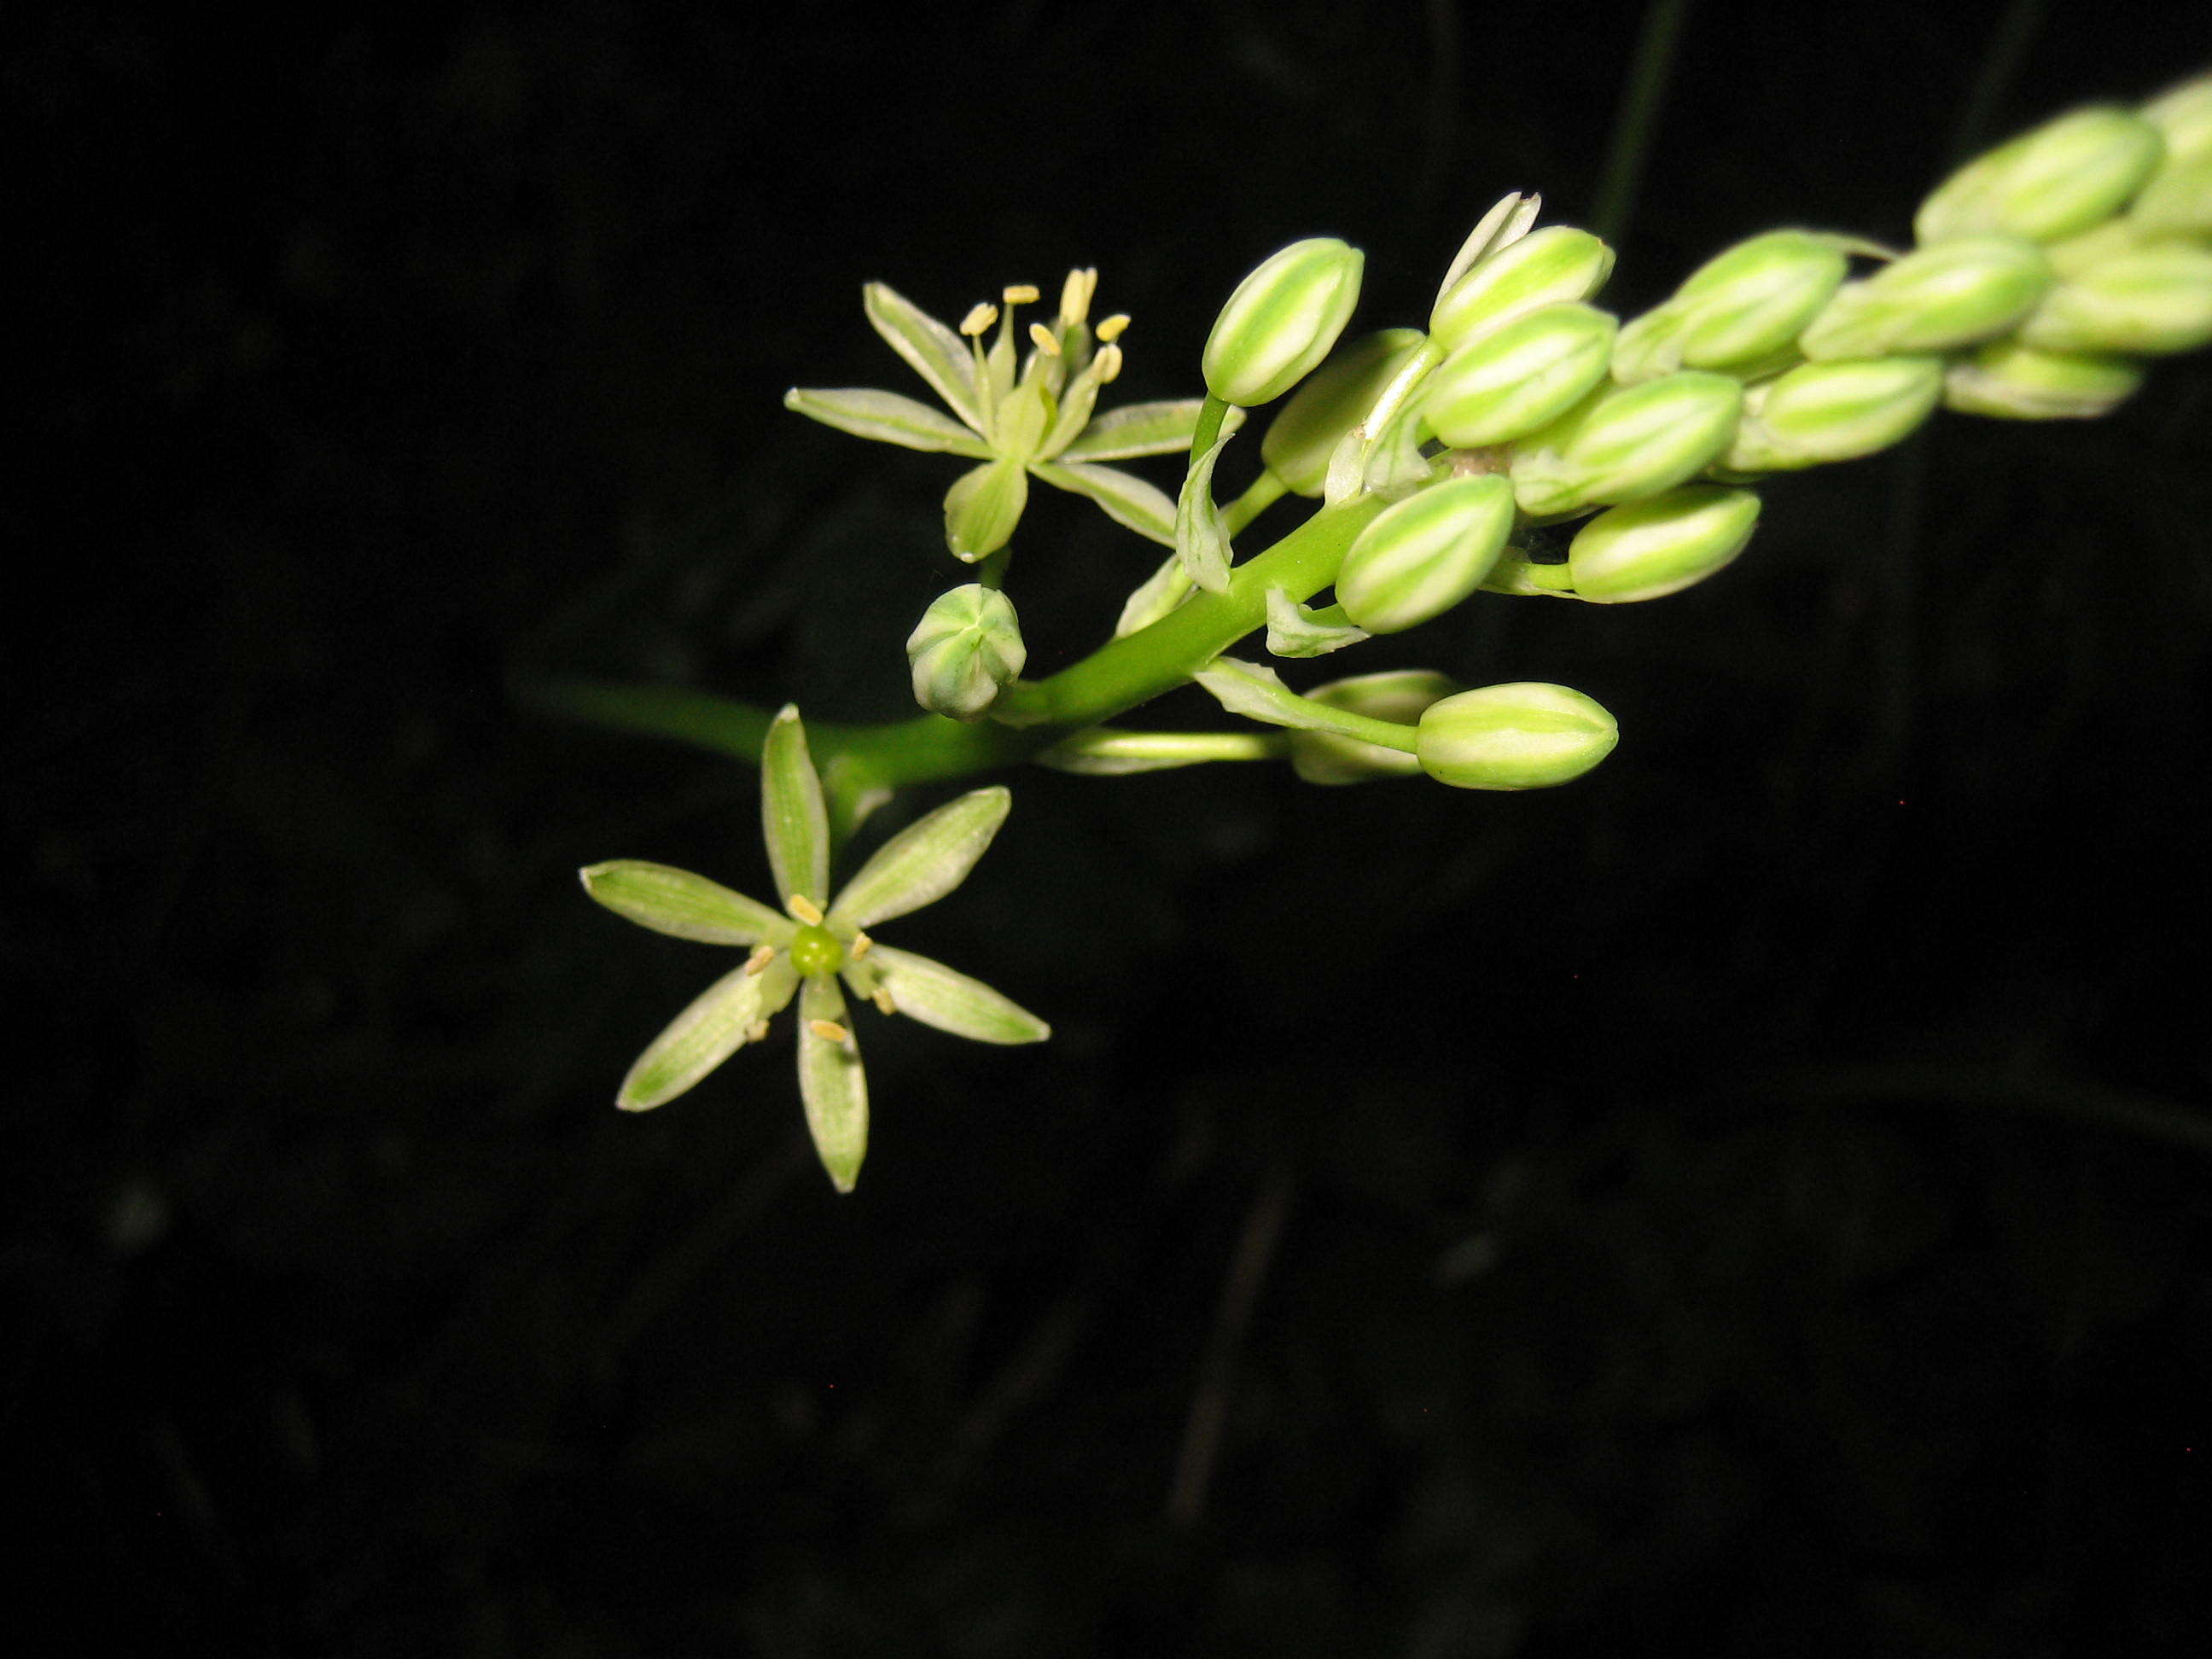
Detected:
left=1173, top=73, right=2212, bottom=787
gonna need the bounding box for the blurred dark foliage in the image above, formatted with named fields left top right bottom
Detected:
left=9, top=2, right=2211, bottom=1654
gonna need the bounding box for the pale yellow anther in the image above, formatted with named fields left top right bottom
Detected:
left=1002, top=283, right=1041, bottom=306
left=1094, top=342, right=1125, bottom=384
left=1028, top=322, right=1062, bottom=356
left=1058, top=267, right=1097, bottom=325
left=1096, top=312, right=1130, bottom=342
left=808, top=1018, right=850, bottom=1044
left=871, top=986, right=897, bottom=1016
left=787, top=894, right=824, bottom=926
left=748, top=1020, right=771, bottom=1044
left=958, top=302, right=998, bottom=337
left=850, top=932, right=874, bottom=959
left=742, top=944, right=777, bottom=977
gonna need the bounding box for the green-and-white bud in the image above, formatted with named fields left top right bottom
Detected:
left=1721, top=355, right=1942, bottom=473
left=1336, top=473, right=1516, bottom=632
left=905, top=584, right=1027, bottom=719
left=1942, top=339, right=2144, bottom=420
left=2017, top=242, right=2212, bottom=357
left=1613, top=231, right=1849, bottom=383
left=1202, top=238, right=1365, bottom=406
left=1914, top=106, right=2166, bottom=246
left=1423, top=303, right=1617, bottom=448
left=1415, top=682, right=1619, bottom=790
left=1566, top=485, right=1761, bottom=603
left=1429, top=226, right=1615, bottom=353
left=1508, top=371, right=1744, bottom=519
left=2128, top=149, right=2212, bottom=239
left=1289, top=669, right=1460, bottom=784
left=2141, top=73, right=2212, bottom=169
left=1261, top=328, right=1430, bottom=495
left=1797, top=236, right=2053, bottom=361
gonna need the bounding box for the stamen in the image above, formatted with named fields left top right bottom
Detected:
left=743, top=945, right=777, bottom=976
left=871, top=987, right=897, bottom=1016
left=958, top=302, right=998, bottom=337
left=1094, top=342, right=1125, bottom=384
left=1028, top=322, right=1062, bottom=356
left=850, top=932, right=873, bottom=959
left=787, top=894, right=824, bottom=926
left=748, top=1020, right=770, bottom=1044
left=1058, top=267, right=1097, bottom=326
left=1095, top=313, right=1130, bottom=342
left=808, top=1018, right=850, bottom=1044
left=1002, top=283, right=1041, bottom=306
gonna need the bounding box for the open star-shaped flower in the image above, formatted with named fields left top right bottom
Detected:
left=580, top=707, right=1048, bottom=1192
left=784, top=269, right=1216, bottom=561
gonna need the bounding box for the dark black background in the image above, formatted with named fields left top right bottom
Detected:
left=10, top=2, right=2212, bottom=1653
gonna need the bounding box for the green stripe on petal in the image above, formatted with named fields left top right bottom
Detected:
left=798, top=975, right=869, bottom=1193
left=828, top=786, right=1011, bottom=931
left=618, top=955, right=799, bottom=1111
left=782, top=387, right=994, bottom=455
left=1054, top=399, right=1217, bottom=460
left=761, top=707, right=830, bottom=911
left=864, top=944, right=1051, bottom=1045
left=863, top=282, right=985, bottom=431
left=580, top=860, right=794, bottom=946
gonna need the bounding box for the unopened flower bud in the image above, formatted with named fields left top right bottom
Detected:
left=1614, top=231, right=1848, bottom=383
left=1797, top=236, right=2053, bottom=361
left=1430, top=226, right=1615, bottom=352
left=1423, top=303, right=1617, bottom=447
left=1262, top=328, right=1430, bottom=495
left=1915, top=106, right=2166, bottom=245
left=1336, top=474, right=1516, bottom=632
left=2141, top=73, right=2212, bottom=169
left=1203, top=238, right=1365, bottom=406
left=1942, top=339, right=2144, bottom=420
left=906, top=585, right=1027, bottom=719
left=1289, top=669, right=1459, bottom=784
left=1566, top=485, right=1761, bottom=603
left=2017, top=242, right=2212, bottom=357
left=1721, top=355, right=1942, bottom=473
left=2128, top=149, right=2212, bottom=239
left=1416, top=682, right=1619, bottom=790
left=1509, top=371, right=1744, bottom=519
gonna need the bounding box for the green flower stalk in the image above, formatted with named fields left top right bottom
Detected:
left=787, top=272, right=1210, bottom=562
left=1334, top=473, right=1516, bottom=632
left=581, top=707, right=1047, bottom=1192
left=1202, top=238, right=1366, bottom=407
left=1915, top=106, right=2167, bottom=246
left=1288, top=670, right=1460, bottom=784
left=1422, top=303, right=1619, bottom=448
left=907, top=585, right=1027, bottom=720
left=1565, top=485, right=1762, bottom=603
left=1415, top=683, right=1620, bottom=789
left=1429, top=225, right=1615, bottom=352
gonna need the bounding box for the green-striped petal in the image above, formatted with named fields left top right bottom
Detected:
left=761, top=706, right=830, bottom=911
left=863, top=282, right=985, bottom=431
left=1055, top=399, right=1216, bottom=460
left=781, top=387, right=992, bottom=454
left=618, top=956, right=799, bottom=1111
left=828, top=786, right=1011, bottom=930
left=1031, top=461, right=1177, bottom=546
left=864, top=944, right=1051, bottom=1045
left=579, top=860, right=794, bottom=946
left=797, top=975, right=869, bottom=1193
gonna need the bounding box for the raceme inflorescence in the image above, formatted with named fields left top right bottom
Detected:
left=570, top=76, right=2212, bottom=1190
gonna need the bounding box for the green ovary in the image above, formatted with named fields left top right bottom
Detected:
left=789, top=925, right=846, bottom=976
